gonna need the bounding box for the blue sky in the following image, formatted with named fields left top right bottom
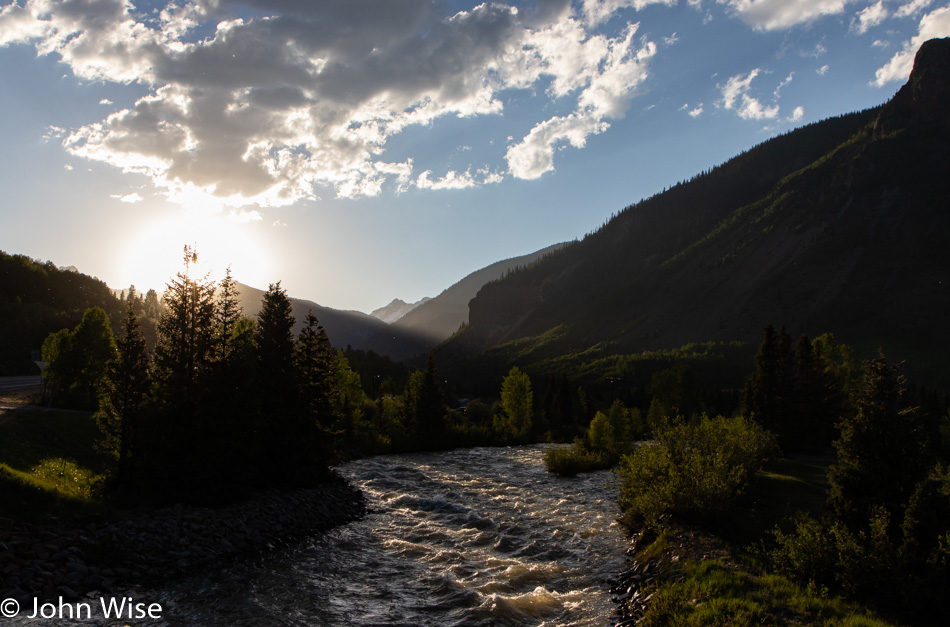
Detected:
left=1, top=0, right=947, bottom=314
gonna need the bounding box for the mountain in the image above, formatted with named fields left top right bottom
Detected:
left=442, top=38, right=950, bottom=388
left=235, top=282, right=429, bottom=357
left=389, top=243, right=567, bottom=342
left=370, top=297, right=431, bottom=324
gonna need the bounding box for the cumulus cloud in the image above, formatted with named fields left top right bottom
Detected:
left=718, top=68, right=780, bottom=120
left=506, top=21, right=655, bottom=179
left=851, top=1, right=887, bottom=35
left=99, top=98, right=113, bottom=105
left=817, top=64, right=830, bottom=75
left=111, top=192, right=143, bottom=203
left=789, top=105, right=805, bottom=122
left=874, top=5, right=950, bottom=86
left=688, top=104, right=704, bottom=117
left=0, top=0, right=661, bottom=206
left=718, top=0, right=857, bottom=31
left=895, top=0, right=934, bottom=19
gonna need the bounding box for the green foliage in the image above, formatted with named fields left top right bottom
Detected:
left=618, top=415, right=775, bottom=529
left=638, top=559, right=892, bottom=627
left=543, top=442, right=610, bottom=477
left=828, top=355, right=935, bottom=531
left=42, top=306, right=117, bottom=410
left=0, top=407, right=111, bottom=520
left=494, top=366, right=533, bottom=442
left=743, top=326, right=843, bottom=450
left=587, top=411, right=615, bottom=452
left=0, top=250, right=122, bottom=375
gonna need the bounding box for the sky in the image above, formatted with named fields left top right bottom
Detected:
left=1, top=0, right=948, bottom=314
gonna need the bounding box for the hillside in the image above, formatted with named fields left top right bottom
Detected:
left=235, top=282, right=429, bottom=358
left=443, top=38, right=950, bottom=389
left=0, top=252, right=121, bottom=375
left=387, top=242, right=567, bottom=344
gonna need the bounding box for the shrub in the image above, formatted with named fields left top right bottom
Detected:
left=543, top=442, right=611, bottom=477
left=617, top=414, right=775, bottom=528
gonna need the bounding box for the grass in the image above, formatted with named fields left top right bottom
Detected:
left=0, top=405, right=112, bottom=520
left=714, top=451, right=834, bottom=547
left=639, top=558, right=893, bottom=627
left=620, top=448, right=896, bottom=625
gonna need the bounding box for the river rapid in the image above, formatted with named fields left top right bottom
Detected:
left=43, top=445, right=628, bottom=626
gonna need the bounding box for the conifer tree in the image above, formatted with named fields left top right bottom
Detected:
left=216, top=266, right=242, bottom=362
left=96, top=291, right=150, bottom=487
left=828, top=355, right=934, bottom=532
left=297, top=310, right=335, bottom=431
left=153, top=246, right=217, bottom=407
left=257, top=281, right=297, bottom=399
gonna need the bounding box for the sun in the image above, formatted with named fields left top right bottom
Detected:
left=120, top=209, right=270, bottom=294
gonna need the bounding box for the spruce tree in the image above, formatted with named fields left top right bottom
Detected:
left=216, top=266, right=242, bottom=362
left=96, top=292, right=150, bottom=487
left=153, top=246, right=217, bottom=407
left=828, top=355, right=934, bottom=532
left=296, top=310, right=335, bottom=433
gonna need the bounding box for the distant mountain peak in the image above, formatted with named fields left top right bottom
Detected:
left=875, top=37, right=950, bottom=138
left=370, top=297, right=431, bottom=325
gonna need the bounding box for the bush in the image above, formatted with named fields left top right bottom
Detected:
left=543, top=442, right=611, bottom=477
left=617, top=414, right=775, bottom=529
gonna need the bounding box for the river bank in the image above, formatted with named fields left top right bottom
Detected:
left=0, top=474, right=365, bottom=606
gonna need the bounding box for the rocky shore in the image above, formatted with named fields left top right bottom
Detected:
left=0, top=475, right=365, bottom=605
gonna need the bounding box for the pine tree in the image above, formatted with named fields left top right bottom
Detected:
left=96, top=292, right=150, bottom=487
left=296, top=310, right=335, bottom=432
left=153, top=246, right=217, bottom=407
left=828, top=355, right=934, bottom=532
left=216, top=266, right=242, bottom=362
left=257, top=281, right=297, bottom=399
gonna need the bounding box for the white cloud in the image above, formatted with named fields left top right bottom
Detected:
left=789, top=105, right=805, bottom=122
left=99, top=98, right=113, bottom=105
left=718, top=68, right=780, bottom=120
left=506, top=22, right=655, bottom=179
left=0, top=0, right=662, bottom=205
left=718, top=0, right=857, bottom=31
left=774, top=72, right=794, bottom=98
left=851, top=1, right=888, bottom=35
left=895, top=0, right=934, bottom=19
left=111, top=192, right=143, bottom=203
left=663, top=31, right=678, bottom=46
left=689, top=104, right=704, bottom=117
left=42, top=125, right=65, bottom=141
left=63, top=163, right=73, bottom=170
left=817, top=64, right=830, bottom=74
left=506, top=113, right=609, bottom=179
left=581, top=0, right=677, bottom=27
left=873, top=5, right=950, bottom=86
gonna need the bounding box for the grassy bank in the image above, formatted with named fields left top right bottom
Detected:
left=620, top=452, right=893, bottom=626
left=0, top=403, right=110, bottom=520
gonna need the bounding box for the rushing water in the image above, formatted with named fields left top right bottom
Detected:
left=36, top=445, right=628, bottom=626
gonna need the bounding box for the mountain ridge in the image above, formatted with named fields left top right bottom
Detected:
left=442, top=38, right=950, bottom=388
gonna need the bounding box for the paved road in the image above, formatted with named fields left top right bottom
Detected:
left=0, top=376, right=43, bottom=393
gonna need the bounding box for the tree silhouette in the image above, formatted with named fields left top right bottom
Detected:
left=96, top=291, right=150, bottom=487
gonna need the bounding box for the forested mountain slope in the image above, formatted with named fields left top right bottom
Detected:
left=446, top=38, right=950, bottom=387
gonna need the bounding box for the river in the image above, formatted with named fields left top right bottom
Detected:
left=30, top=445, right=629, bottom=626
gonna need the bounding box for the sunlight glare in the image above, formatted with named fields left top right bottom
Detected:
left=120, top=209, right=270, bottom=294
